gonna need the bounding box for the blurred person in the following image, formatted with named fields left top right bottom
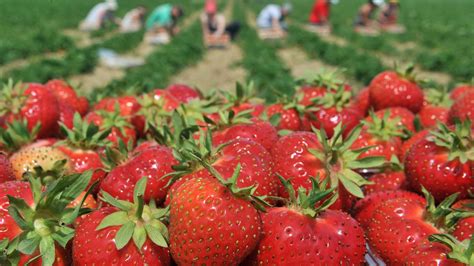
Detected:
left=309, top=0, right=331, bottom=26
left=120, top=6, right=147, bottom=33
left=256, top=3, right=292, bottom=38
left=201, top=0, right=241, bottom=47
left=353, top=0, right=383, bottom=35
left=79, top=0, right=119, bottom=31
left=146, top=4, right=184, bottom=35
left=378, top=0, right=405, bottom=33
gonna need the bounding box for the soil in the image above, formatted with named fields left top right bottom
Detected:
left=0, top=51, right=65, bottom=76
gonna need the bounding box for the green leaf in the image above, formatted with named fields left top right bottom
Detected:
left=144, top=224, right=168, bottom=248
left=338, top=174, right=365, bottom=198
left=114, top=222, right=135, bottom=250
left=51, top=226, right=75, bottom=249
left=132, top=226, right=146, bottom=250
left=96, top=211, right=129, bottom=231
left=99, top=192, right=133, bottom=211
left=133, top=177, right=148, bottom=204
left=39, top=236, right=55, bottom=266
left=18, top=235, right=41, bottom=255
left=347, top=156, right=386, bottom=169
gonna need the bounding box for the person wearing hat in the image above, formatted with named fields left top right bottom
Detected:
left=353, top=0, right=383, bottom=35
left=79, top=0, right=119, bottom=31
left=201, top=0, right=241, bottom=47
left=256, top=3, right=292, bottom=37
left=145, top=4, right=184, bottom=36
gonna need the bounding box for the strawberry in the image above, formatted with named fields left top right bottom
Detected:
left=45, top=79, right=89, bottom=115
left=73, top=177, right=170, bottom=265
left=248, top=177, right=366, bottom=265
left=353, top=87, right=370, bottom=116
left=366, top=191, right=458, bottom=264
left=400, top=129, right=429, bottom=161
left=296, top=71, right=350, bottom=107
left=450, top=84, right=474, bottom=101
left=169, top=166, right=263, bottom=265
left=56, top=113, right=110, bottom=191
left=100, top=142, right=178, bottom=203
left=0, top=119, right=40, bottom=155
left=86, top=109, right=137, bottom=146
left=364, top=156, right=408, bottom=194
left=369, top=67, right=424, bottom=113
left=353, top=189, right=424, bottom=229
left=166, top=83, right=201, bottom=103
left=265, top=103, right=303, bottom=131
left=307, top=85, right=363, bottom=138
left=352, top=111, right=405, bottom=160
left=0, top=171, right=92, bottom=265
left=272, top=124, right=386, bottom=211
left=405, top=242, right=466, bottom=266
left=153, top=89, right=182, bottom=112
left=368, top=107, right=416, bottom=132
left=93, top=95, right=141, bottom=117
left=404, top=121, right=474, bottom=202
left=449, top=90, right=474, bottom=127
left=0, top=80, right=60, bottom=138
left=0, top=152, right=14, bottom=182
left=451, top=199, right=474, bottom=241
left=419, top=87, right=452, bottom=128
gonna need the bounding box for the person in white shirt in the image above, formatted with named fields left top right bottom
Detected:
left=79, top=0, right=119, bottom=31
left=257, top=3, right=292, bottom=31
left=120, top=6, right=147, bottom=33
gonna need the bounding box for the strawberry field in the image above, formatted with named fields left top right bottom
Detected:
left=0, top=0, right=473, bottom=265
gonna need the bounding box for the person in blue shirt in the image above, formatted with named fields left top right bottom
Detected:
left=146, top=4, right=184, bottom=35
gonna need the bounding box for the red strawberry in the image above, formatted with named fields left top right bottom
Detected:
left=248, top=177, right=366, bottom=265
left=86, top=110, right=137, bottom=146
left=100, top=143, right=178, bottom=203
left=353, top=190, right=424, bottom=229
left=272, top=124, right=386, bottom=211
left=364, top=156, right=407, bottom=194
left=93, top=95, right=141, bottom=117
left=166, top=83, right=201, bottom=103
left=369, top=67, right=424, bottom=113
left=405, top=121, right=474, bottom=202
left=45, top=79, right=89, bottom=115
left=153, top=89, right=182, bottom=112
left=450, top=84, right=474, bottom=101
left=419, top=87, right=452, bottom=128
left=296, top=72, right=351, bottom=107
left=0, top=152, right=14, bottom=182
left=0, top=181, right=33, bottom=241
left=451, top=199, right=474, bottom=241
left=169, top=174, right=262, bottom=265
left=0, top=80, right=59, bottom=138
left=56, top=113, right=110, bottom=191
left=400, top=129, right=429, bottom=161
left=73, top=178, right=170, bottom=265
left=449, top=90, right=474, bottom=126
left=353, top=87, right=371, bottom=115
left=307, top=86, right=363, bottom=138
left=368, top=107, right=416, bottom=132
left=405, top=242, right=465, bottom=266
left=221, top=82, right=265, bottom=118
left=266, top=103, right=303, bottom=131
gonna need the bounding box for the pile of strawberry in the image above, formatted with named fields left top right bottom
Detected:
left=0, top=67, right=472, bottom=266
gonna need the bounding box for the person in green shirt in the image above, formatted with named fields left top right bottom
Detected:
left=146, top=4, right=184, bottom=35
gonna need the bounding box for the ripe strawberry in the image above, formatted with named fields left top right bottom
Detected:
left=0, top=171, right=92, bottom=265
left=405, top=121, right=473, bottom=202
left=400, top=129, right=429, bottom=161
left=451, top=84, right=473, bottom=101
left=449, top=90, right=474, bottom=126
left=73, top=178, right=170, bottom=265
left=419, top=87, right=452, bottom=128
left=369, top=67, right=424, bottom=113
left=353, top=190, right=424, bottom=229
left=353, top=87, right=370, bottom=116
left=0, top=152, right=14, bottom=182
left=56, top=113, right=110, bottom=191
left=307, top=85, right=363, bottom=138
left=153, top=89, right=182, bottom=112
left=86, top=109, right=137, bottom=146
left=296, top=71, right=351, bottom=107
left=100, top=143, right=178, bottom=203
left=166, top=83, right=201, bottom=103
left=451, top=199, right=474, bottom=241
left=45, top=79, right=89, bottom=115
left=222, top=81, right=265, bottom=118
left=169, top=171, right=263, bottom=265
left=93, top=95, right=141, bottom=117
left=248, top=177, right=366, bottom=265
left=368, top=107, right=416, bottom=132
left=352, top=111, right=405, bottom=160
left=405, top=242, right=465, bottom=266
left=364, top=156, right=408, bottom=194
left=272, top=124, right=385, bottom=211
left=0, top=80, right=59, bottom=138
left=265, top=103, right=303, bottom=131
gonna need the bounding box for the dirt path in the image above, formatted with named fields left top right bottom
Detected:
left=0, top=51, right=66, bottom=76
left=62, top=29, right=118, bottom=48
left=170, top=0, right=246, bottom=92
left=69, top=12, right=201, bottom=95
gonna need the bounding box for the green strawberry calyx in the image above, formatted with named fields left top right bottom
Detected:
left=58, top=113, right=111, bottom=150
left=148, top=111, right=199, bottom=149
left=7, top=170, right=94, bottom=266
left=97, top=104, right=133, bottom=136
left=421, top=187, right=460, bottom=229
left=395, top=64, right=417, bottom=83
left=221, top=81, right=264, bottom=108
left=297, top=69, right=345, bottom=90
left=311, top=85, right=353, bottom=113
left=429, top=234, right=474, bottom=265
left=278, top=175, right=337, bottom=218
left=429, top=119, right=473, bottom=163
left=424, top=87, right=453, bottom=108
left=0, top=79, right=28, bottom=117
left=363, top=110, right=407, bottom=141
left=309, top=123, right=386, bottom=198
left=101, top=139, right=133, bottom=171
left=0, top=119, right=40, bottom=153
left=97, top=176, right=169, bottom=250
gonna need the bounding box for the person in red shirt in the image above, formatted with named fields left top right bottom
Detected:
left=309, top=0, right=331, bottom=25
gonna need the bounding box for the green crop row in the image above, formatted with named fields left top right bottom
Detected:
left=93, top=20, right=205, bottom=99
left=235, top=3, right=294, bottom=101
